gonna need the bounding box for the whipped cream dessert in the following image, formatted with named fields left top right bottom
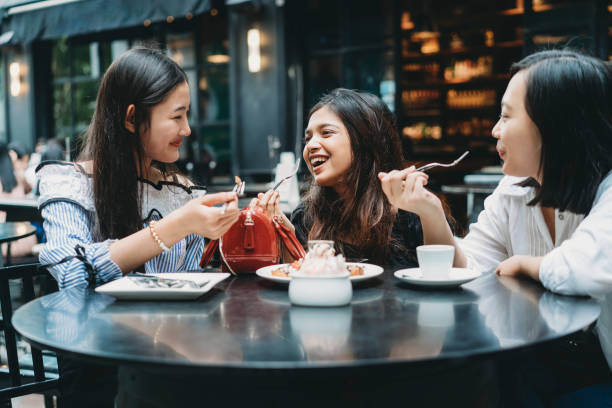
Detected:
left=297, top=242, right=346, bottom=276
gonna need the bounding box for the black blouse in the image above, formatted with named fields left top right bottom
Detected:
left=290, top=203, right=424, bottom=269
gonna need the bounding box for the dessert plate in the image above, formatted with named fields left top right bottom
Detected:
left=256, top=263, right=383, bottom=284
left=394, top=268, right=481, bottom=288
left=95, top=273, right=230, bottom=300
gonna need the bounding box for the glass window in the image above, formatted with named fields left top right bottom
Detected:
left=306, top=55, right=341, bottom=107
left=48, top=12, right=232, bottom=182
left=185, top=70, right=198, bottom=119
left=344, top=0, right=394, bottom=46
left=73, top=80, right=99, bottom=131
left=52, top=38, right=70, bottom=77
left=72, top=43, right=94, bottom=77
left=344, top=51, right=394, bottom=96
left=53, top=83, right=71, bottom=131
left=167, top=32, right=196, bottom=68
left=198, top=15, right=230, bottom=63
left=198, top=64, right=229, bottom=122
left=51, top=38, right=105, bottom=153
left=304, top=0, right=341, bottom=50
left=194, top=10, right=231, bottom=184
left=0, top=58, right=5, bottom=142
left=99, top=42, right=113, bottom=72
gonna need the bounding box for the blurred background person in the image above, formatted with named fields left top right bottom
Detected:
left=0, top=142, right=38, bottom=260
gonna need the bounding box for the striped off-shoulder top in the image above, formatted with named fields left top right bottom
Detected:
left=36, top=161, right=208, bottom=289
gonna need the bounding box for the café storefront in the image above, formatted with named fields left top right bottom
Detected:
left=0, top=0, right=609, bottom=192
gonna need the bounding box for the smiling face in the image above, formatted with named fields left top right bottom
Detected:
left=139, top=81, right=191, bottom=166
left=492, top=70, right=542, bottom=180
left=303, top=106, right=353, bottom=191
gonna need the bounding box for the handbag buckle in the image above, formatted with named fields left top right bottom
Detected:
left=244, top=210, right=254, bottom=226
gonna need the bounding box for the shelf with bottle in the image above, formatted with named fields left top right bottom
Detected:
left=402, top=104, right=500, bottom=121
left=402, top=55, right=497, bottom=82
left=401, top=40, right=523, bottom=62
left=531, top=0, right=599, bottom=13
left=400, top=48, right=518, bottom=89
left=401, top=117, right=497, bottom=147
left=401, top=75, right=510, bottom=89
left=430, top=7, right=524, bottom=28
left=399, top=4, right=522, bottom=32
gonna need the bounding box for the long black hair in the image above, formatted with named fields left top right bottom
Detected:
left=80, top=47, right=187, bottom=240
left=303, top=88, right=405, bottom=263
left=0, top=143, right=17, bottom=193
left=511, top=50, right=612, bottom=214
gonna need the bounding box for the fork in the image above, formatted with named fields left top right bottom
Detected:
left=416, top=151, right=470, bottom=173
left=272, top=157, right=301, bottom=191
left=220, top=176, right=245, bottom=214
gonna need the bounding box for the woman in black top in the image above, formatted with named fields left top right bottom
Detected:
left=255, top=88, right=433, bottom=268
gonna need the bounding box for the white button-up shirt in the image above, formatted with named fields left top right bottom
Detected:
left=461, top=172, right=612, bottom=369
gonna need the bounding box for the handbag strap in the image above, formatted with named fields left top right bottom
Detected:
left=199, top=239, right=219, bottom=268
left=273, top=216, right=306, bottom=260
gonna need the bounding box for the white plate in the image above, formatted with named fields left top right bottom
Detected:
left=256, top=263, right=383, bottom=284
left=95, top=273, right=230, bottom=300
left=394, top=268, right=481, bottom=288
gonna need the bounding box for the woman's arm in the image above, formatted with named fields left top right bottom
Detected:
left=109, top=192, right=239, bottom=272
left=252, top=190, right=303, bottom=262
left=537, top=186, right=612, bottom=297
left=378, top=167, right=467, bottom=268
left=41, top=192, right=239, bottom=288
left=40, top=201, right=123, bottom=289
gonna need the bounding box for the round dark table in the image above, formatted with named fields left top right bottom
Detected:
left=0, top=197, right=41, bottom=222
left=12, top=271, right=600, bottom=406
left=0, top=221, right=36, bottom=245
left=0, top=221, right=36, bottom=267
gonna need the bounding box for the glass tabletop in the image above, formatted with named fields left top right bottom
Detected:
left=12, top=270, right=600, bottom=371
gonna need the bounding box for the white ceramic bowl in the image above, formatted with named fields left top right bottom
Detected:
left=288, top=272, right=352, bottom=307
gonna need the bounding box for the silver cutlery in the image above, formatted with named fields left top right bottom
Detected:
left=221, top=176, right=245, bottom=214
left=416, top=151, right=470, bottom=173
left=127, top=273, right=209, bottom=289
left=272, top=157, right=301, bottom=191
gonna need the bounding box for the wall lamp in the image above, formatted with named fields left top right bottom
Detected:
left=247, top=28, right=261, bottom=73
left=9, top=62, right=22, bottom=96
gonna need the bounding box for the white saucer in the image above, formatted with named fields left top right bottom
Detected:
left=394, top=268, right=481, bottom=288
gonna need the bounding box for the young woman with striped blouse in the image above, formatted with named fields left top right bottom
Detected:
left=36, top=47, right=239, bottom=289
left=36, top=47, right=241, bottom=407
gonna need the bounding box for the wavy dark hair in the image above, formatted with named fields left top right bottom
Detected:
left=80, top=47, right=187, bottom=240
left=302, top=88, right=405, bottom=263
left=511, top=50, right=612, bottom=214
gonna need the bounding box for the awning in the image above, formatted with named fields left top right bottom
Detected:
left=0, top=0, right=213, bottom=44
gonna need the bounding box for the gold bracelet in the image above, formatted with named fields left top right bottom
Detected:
left=149, top=220, right=170, bottom=252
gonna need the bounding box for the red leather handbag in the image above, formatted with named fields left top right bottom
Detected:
left=199, top=206, right=306, bottom=274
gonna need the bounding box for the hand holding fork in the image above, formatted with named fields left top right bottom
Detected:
left=221, top=176, right=245, bottom=214
left=378, top=150, right=470, bottom=214
left=272, top=157, right=301, bottom=191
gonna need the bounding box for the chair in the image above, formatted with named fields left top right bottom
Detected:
left=0, top=263, right=59, bottom=407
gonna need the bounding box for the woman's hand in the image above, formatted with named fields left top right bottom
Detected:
left=495, top=255, right=542, bottom=282
left=378, top=166, right=441, bottom=217
left=177, top=192, right=240, bottom=239
left=251, top=189, right=295, bottom=233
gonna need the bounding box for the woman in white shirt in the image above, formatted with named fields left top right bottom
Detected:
left=379, top=49, right=612, bottom=406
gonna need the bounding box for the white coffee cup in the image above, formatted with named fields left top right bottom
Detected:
left=416, top=245, right=454, bottom=280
